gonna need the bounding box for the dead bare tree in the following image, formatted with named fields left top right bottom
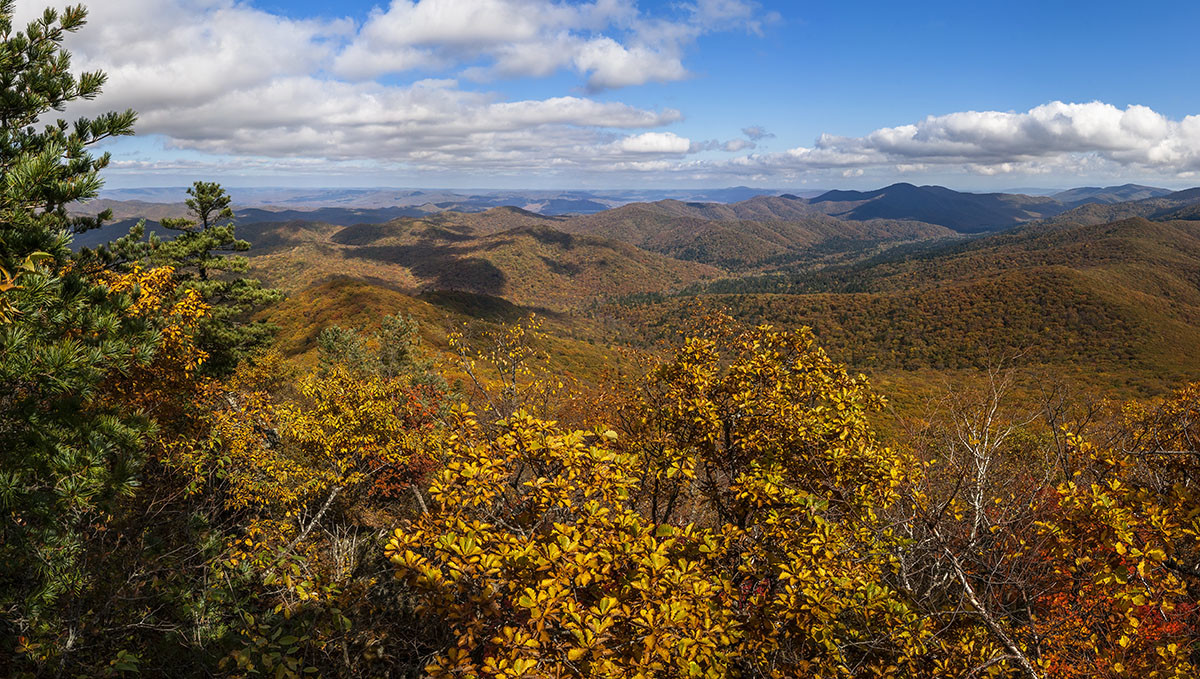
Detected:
left=888, top=362, right=1105, bottom=679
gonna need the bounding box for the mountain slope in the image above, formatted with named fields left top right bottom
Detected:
left=243, top=211, right=719, bottom=312
left=807, top=183, right=1066, bottom=232
left=614, top=267, right=1160, bottom=369
left=261, top=277, right=620, bottom=386
left=1039, top=187, right=1200, bottom=227
left=606, top=215, right=1200, bottom=388
left=786, top=217, right=1200, bottom=301
left=561, top=200, right=954, bottom=269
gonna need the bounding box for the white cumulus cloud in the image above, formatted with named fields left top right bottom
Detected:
left=11, top=0, right=705, bottom=178
left=333, top=0, right=764, bottom=90
left=618, top=132, right=692, bottom=153
left=16, top=2, right=1200, bottom=186
left=725, top=102, right=1200, bottom=179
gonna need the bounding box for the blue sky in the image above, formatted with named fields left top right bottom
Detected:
left=16, top=0, right=1200, bottom=190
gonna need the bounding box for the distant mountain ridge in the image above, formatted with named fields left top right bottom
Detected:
left=74, top=182, right=1200, bottom=251
left=1051, top=183, right=1172, bottom=206
left=806, top=183, right=1067, bottom=233
left=1035, top=186, right=1200, bottom=228
left=93, top=186, right=812, bottom=215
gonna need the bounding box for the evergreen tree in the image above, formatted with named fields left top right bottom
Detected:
left=154, top=181, right=282, bottom=375
left=0, top=0, right=152, bottom=635
left=317, top=312, right=445, bottom=389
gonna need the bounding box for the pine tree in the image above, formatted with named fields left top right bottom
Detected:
left=317, top=312, right=446, bottom=389
left=0, top=0, right=152, bottom=633
left=154, top=181, right=282, bottom=375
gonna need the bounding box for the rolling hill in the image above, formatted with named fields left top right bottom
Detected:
left=260, top=277, right=624, bottom=391
left=561, top=200, right=955, bottom=269
left=758, top=216, right=1200, bottom=300
left=238, top=209, right=720, bottom=312
left=69, top=207, right=435, bottom=250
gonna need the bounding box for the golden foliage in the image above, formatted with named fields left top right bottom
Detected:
left=170, top=356, right=438, bottom=521
left=98, top=265, right=210, bottom=424
left=388, top=322, right=930, bottom=677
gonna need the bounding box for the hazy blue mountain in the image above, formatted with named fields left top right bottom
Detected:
left=94, top=187, right=805, bottom=214
left=808, top=183, right=1067, bottom=232
left=998, top=187, right=1067, bottom=196
left=74, top=183, right=1200, bottom=254
left=1052, top=183, right=1172, bottom=207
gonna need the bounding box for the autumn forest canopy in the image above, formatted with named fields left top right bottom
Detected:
left=5, top=4, right=1200, bottom=678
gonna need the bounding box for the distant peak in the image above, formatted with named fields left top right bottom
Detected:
left=486, top=205, right=545, bottom=218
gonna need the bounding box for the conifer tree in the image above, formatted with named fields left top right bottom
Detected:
left=154, top=181, right=282, bottom=375
left=317, top=312, right=448, bottom=393
left=0, top=0, right=151, bottom=632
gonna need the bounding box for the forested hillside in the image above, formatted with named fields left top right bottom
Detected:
left=561, top=199, right=953, bottom=269
left=4, top=5, right=1200, bottom=679
left=1038, top=187, right=1200, bottom=227
left=598, top=214, right=1200, bottom=380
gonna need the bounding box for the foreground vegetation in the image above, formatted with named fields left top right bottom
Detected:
left=3, top=5, right=1200, bottom=678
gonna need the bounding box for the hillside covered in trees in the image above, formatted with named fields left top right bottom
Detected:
left=4, top=5, right=1200, bottom=679
left=603, top=215, right=1200, bottom=392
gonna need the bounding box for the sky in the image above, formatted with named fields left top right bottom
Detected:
left=13, top=0, right=1200, bottom=191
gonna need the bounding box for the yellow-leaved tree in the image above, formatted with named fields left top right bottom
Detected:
left=98, top=265, right=210, bottom=423
left=387, top=321, right=931, bottom=677
left=163, top=343, right=446, bottom=677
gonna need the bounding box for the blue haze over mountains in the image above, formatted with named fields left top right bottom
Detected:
left=74, top=183, right=1188, bottom=249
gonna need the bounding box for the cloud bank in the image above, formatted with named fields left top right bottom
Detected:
left=13, top=0, right=767, bottom=177
left=758, top=102, right=1200, bottom=175
left=334, top=0, right=733, bottom=90
left=13, top=2, right=1200, bottom=184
